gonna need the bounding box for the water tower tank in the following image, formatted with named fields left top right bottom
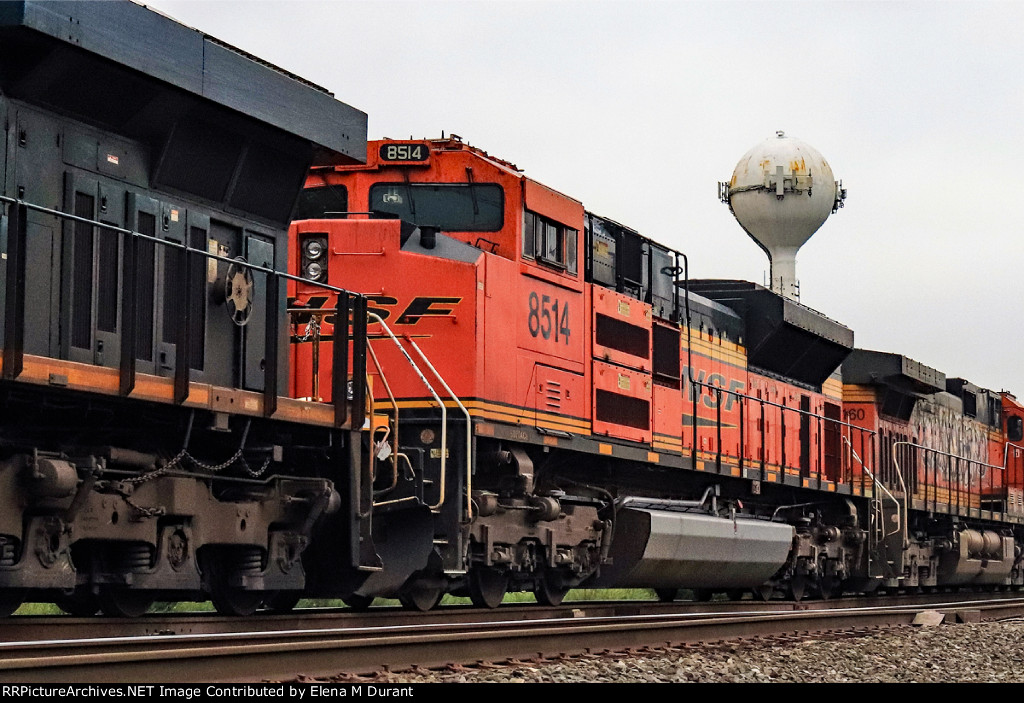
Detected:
left=719, top=131, right=846, bottom=300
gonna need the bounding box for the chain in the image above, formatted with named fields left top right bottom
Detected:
left=241, top=455, right=273, bottom=478
left=120, top=493, right=166, bottom=518
left=299, top=316, right=321, bottom=342
left=116, top=445, right=273, bottom=517
left=186, top=447, right=246, bottom=473
left=121, top=449, right=188, bottom=485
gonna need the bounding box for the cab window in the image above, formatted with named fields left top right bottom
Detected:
left=1009, top=414, right=1024, bottom=443
left=523, top=210, right=577, bottom=275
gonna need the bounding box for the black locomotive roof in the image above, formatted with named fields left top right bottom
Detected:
left=842, top=349, right=945, bottom=394
left=0, top=0, right=366, bottom=166
left=684, top=290, right=745, bottom=343
left=686, top=280, right=854, bottom=388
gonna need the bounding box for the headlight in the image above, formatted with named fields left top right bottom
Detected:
left=304, top=239, right=325, bottom=260
left=304, top=261, right=324, bottom=280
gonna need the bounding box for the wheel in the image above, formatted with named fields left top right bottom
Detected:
left=99, top=589, right=154, bottom=618
left=753, top=583, right=775, bottom=601
left=55, top=590, right=101, bottom=616
left=468, top=567, right=508, bottom=609
left=654, top=588, right=678, bottom=603
left=788, top=575, right=807, bottom=602
left=203, top=548, right=264, bottom=616
left=819, top=576, right=841, bottom=600
left=0, top=589, right=24, bottom=617
left=263, top=591, right=301, bottom=613
left=534, top=571, right=569, bottom=607
left=211, top=587, right=263, bottom=617
left=342, top=593, right=375, bottom=611
left=692, top=588, right=713, bottom=602
left=399, top=580, right=444, bottom=612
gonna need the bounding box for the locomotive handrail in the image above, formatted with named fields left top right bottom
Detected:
left=891, top=440, right=1006, bottom=545
left=365, top=340, right=402, bottom=497
left=1002, top=442, right=1024, bottom=515
left=404, top=337, right=473, bottom=523
left=0, top=195, right=368, bottom=296
left=365, top=312, right=450, bottom=512
left=692, top=378, right=875, bottom=430
left=689, top=377, right=876, bottom=487
left=891, top=442, right=1004, bottom=476
left=1001, top=441, right=1024, bottom=469
left=2, top=193, right=370, bottom=429
left=843, top=435, right=901, bottom=542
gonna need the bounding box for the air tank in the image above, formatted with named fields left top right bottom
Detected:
left=719, top=131, right=846, bottom=300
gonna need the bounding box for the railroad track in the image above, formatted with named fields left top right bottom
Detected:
left=5, top=594, right=1024, bottom=683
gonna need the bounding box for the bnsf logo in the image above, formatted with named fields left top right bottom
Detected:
left=290, top=295, right=462, bottom=326
left=681, top=366, right=744, bottom=411
left=368, top=295, right=461, bottom=324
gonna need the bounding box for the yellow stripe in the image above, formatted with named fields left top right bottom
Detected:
left=686, top=337, right=748, bottom=368
left=392, top=398, right=590, bottom=432
left=686, top=329, right=747, bottom=355
left=842, top=386, right=877, bottom=402
left=0, top=353, right=344, bottom=428
left=822, top=377, right=843, bottom=400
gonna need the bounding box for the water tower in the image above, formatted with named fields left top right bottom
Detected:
left=719, top=131, right=846, bottom=300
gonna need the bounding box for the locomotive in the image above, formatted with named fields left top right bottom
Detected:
left=289, top=134, right=1024, bottom=608
left=0, top=0, right=378, bottom=616
left=0, top=0, right=1020, bottom=619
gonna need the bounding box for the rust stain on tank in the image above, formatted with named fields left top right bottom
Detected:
left=789, top=157, right=807, bottom=174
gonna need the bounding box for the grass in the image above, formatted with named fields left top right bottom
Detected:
left=13, top=588, right=665, bottom=616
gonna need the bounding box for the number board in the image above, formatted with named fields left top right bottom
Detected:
left=378, top=143, right=430, bottom=162
left=519, top=281, right=584, bottom=366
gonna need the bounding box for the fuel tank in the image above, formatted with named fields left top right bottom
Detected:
left=589, top=504, right=795, bottom=589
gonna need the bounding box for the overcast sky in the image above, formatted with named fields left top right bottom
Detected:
left=146, top=0, right=1024, bottom=396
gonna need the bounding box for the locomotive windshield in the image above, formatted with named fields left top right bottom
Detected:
left=369, top=183, right=503, bottom=231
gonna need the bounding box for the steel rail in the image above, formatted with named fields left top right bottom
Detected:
left=4, top=596, right=1024, bottom=683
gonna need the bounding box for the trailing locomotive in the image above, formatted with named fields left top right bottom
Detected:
left=289, top=135, right=1024, bottom=608
left=0, top=1, right=378, bottom=616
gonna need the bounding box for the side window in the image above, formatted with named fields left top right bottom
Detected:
left=523, top=211, right=536, bottom=259
left=1009, top=414, right=1023, bottom=443
left=522, top=208, right=577, bottom=275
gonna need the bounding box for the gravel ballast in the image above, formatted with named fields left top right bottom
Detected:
left=331, top=620, right=1024, bottom=683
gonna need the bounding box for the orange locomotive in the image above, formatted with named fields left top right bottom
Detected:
left=288, top=136, right=1024, bottom=607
